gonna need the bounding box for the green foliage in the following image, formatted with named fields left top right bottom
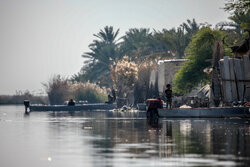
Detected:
left=43, top=75, right=71, bottom=105
left=76, top=26, right=120, bottom=84
left=43, top=75, right=108, bottom=104
left=73, top=19, right=202, bottom=86
left=224, top=0, right=250, bottom=15
left=154, top=19, right=200, bottom=58
left=119, top=28, right=161, bottom=61
left=173, top=28, right=223, bottom=95
left=224, top=0, right=250, bottom=30
left=72, top=82, right=107, bottom=103
left=230, top=12, right=250, bottom=30
left=73, top=89, right=107, bottom=103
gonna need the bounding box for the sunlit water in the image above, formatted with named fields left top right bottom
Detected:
left=1, top=105, right=250, bottom=167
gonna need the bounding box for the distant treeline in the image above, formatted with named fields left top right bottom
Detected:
left=71, top=0, right=250, bottom=96
left=0, top=90, right=48, bottom=105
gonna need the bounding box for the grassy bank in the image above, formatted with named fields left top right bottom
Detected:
left=0, top=90, right=48, bottom=105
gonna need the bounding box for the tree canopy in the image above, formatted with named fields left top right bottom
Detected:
left=173, top=28, right=224, bottom=95
left=72, top=9, right=249, bottom=97
left=73, top=19, right=203, bottom=84
left=225, top=0, right=250, bottom=30
left=72, top=26, right=120, bottom=84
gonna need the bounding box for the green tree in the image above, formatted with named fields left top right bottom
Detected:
left=224, top=0, right=250, bottom=29
left=154, top=19, right=200, bottom=58
left=154, top=28, right=185, bottom=58
left=215, top=21, right=242, bottom=34
left=119, top=28, right=160, bottom=61
left=93, top=26, right=120, bottom=44
left=74, top=26, right=120, bottom=83
left=182, top=19, right=200, bottom=41
left=224, top=0, right=250, bottom=15
left=173, top=28, right=223, bottom=94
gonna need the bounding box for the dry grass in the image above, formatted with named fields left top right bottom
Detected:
left=43, top=75, right=108, bottom=104
left=71, top=82, right=107, bottom=103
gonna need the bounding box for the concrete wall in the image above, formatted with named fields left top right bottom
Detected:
left=150, top=59, right=188, bottom=94
left=219, top=55, right=250, bottom=103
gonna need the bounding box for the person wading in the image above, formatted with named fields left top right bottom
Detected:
left=165, top=84, right=172, bottom=109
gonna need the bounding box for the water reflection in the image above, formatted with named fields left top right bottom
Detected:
left=1, top=106, right=250, bottom=167
left=46, top=110, right=250, bottom=166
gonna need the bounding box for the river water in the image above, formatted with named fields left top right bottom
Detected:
left=1, top=105, right=250, bottom=167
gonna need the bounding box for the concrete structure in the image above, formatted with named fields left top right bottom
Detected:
left=219, top=55, right=250, bottom=104
left=149, top=59, right=188, bottom=94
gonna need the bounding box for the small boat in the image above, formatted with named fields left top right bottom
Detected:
left=146, top=99, right=250, bottom=118
left=24, top=100, right=116, bottom=112
left=158, top=107, right=250, bottom=118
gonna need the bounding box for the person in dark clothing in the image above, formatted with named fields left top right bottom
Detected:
left=68, top=99, right=75, bottom=106
left=112, top=89, right=116, bottom=101
left=107, top=94, right=113, bottom=103
left=165, top=84, right=172, bottom=109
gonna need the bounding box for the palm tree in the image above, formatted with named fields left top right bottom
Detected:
left=93, top=26, right=120, bottom=44
left=154, top=27, right=186, bottom=58
left=119, top=28, right=166, bottom=61
left=154, top=19, right=200, bottom=58
left=75, top=26, right=120, bottom=83
left=216, top=21, right=242, bottom=34
left=182, top=19, right=200, bottom=38
left=224, top=0, right=250, bottom=15
left=224, top=0, right=250, bottom=30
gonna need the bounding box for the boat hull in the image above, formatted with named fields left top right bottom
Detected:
left=29, top=103, right=116, bottom=112
left=158, top=107, right=250, bottom=118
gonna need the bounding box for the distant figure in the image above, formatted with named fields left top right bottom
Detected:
left=112, top=89, right=116, bottom=101
left=108, top=94, right=113, bottom=103
left=165, top=84, right=172, bottom=109
left=68, top=99, right=75, bottom=106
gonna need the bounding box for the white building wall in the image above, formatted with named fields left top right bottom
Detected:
left=151, top=59, right=188, bottom=94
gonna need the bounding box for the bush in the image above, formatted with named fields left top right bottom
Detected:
left=43, top=75, right=108, bottom=104
left=43, top=75, right=71, bottom=105
left=71, top=82, right=107, bottom=103
left=110, top=56, right=138, bottom=98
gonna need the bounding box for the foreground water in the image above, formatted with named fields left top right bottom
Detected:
left=1, top=105, right=250, bottom=167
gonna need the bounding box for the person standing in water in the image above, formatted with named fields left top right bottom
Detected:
left=68, top=99, right=75, bottom=106
left=165, top=84, right=172, bottom=109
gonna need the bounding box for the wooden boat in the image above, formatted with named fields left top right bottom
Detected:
left=157, top=107, right=250, bottom=118
left=146, top=99, right=250, bottom=118
left=27, top=103, right=116, bottom=112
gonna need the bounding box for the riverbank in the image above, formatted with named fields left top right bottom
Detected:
left=0, top=95, right=48, bottom=105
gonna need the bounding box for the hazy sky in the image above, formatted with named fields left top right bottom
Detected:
left=0, top=0, right=230, bottom=95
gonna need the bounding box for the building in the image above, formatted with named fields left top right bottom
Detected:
left=149, top=59, right=188, bottom=94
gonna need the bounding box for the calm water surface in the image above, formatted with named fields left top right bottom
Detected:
left=1, top=105, right=250, bottom=167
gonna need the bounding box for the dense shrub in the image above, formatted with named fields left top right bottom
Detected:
left=43, top=75, right=71, bottom=105
left=71, top=82, right=107, bottom=103
left=43, top=75, right=107, bottom=104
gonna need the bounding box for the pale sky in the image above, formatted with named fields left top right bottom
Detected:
left=0, top=0, right=230, bottom=95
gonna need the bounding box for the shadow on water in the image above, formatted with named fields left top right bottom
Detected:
left=44, top=109, right=250, bottom=166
